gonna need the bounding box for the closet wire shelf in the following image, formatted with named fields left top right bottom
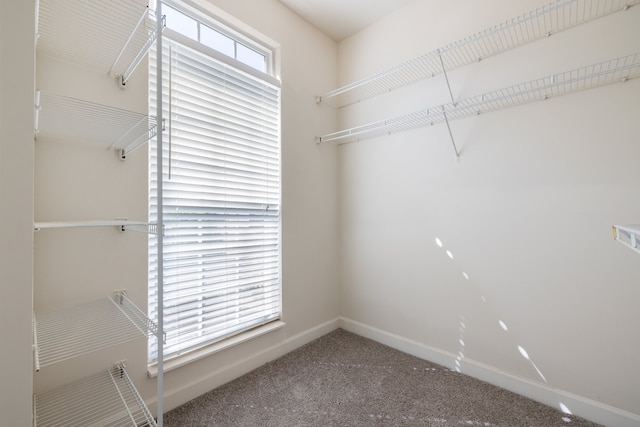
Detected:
left=317, top=52, right=640, bottom=144
left=34, top=220, right=159, bottom=234
left=317, top=0, right=639, bottom=107
left=37, top=0, right=164, bottom=84
left=34, top=364, right=157, bottom=427
left=34, top=292, right=160, bottom=370
left=612, top=224, right=640, bottom=254
left=35, top=90, right=159, bottom=158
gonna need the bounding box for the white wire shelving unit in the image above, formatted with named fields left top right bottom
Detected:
left=612, top=224, right=640, bottom=254
left=37, top=0, right=163, bottom=86
left=33, top=292, right=159, bottom=371
left=317, top=0, right=639, bottom=107
left=317, top=53, right=640, bottom=145
left=35, top=90, right=159, bottom=159
left=33, top=0, right=167, bottom=425
left=34, top=220, right=159, bottom=234
left=34, top=363, right=157, bottom=427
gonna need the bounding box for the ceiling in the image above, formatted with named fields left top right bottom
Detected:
left=278, top=0, right=415, bottom=41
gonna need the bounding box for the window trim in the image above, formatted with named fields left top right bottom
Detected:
left=161, top=0, right=278, bottom=77
left=148, top=1, right=282, bottom=367
left=147, top=320, right=286, bottom=376
left=163, top=28, right=280, bottom=88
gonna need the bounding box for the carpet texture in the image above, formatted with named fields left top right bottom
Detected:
left=164, top=329, right=602, bottom=426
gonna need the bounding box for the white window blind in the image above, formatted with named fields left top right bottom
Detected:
left=149, top=34, right=281, bottom=362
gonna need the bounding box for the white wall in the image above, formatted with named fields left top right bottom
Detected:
left=0, top=0, right=35, bottom=424
left=338, top=0, right=640, bottom=425
left=32, top=0, right=340, bottom=416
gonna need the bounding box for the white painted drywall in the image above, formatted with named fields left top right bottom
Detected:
left=0, top=0, right=35, bottom=424
left=338, top=0, right=640, bottom=423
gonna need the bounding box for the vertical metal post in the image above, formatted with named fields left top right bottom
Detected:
left=155, top=3, right=164, bottom=426
left=34, top=90, right=41, bottom=136
left=168, top=45, right=172, bottom=180
left=33, top=313, right=40, bottom=372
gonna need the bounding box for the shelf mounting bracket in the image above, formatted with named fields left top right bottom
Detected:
left=442, top=107, right=460, bottom=162
left=438, top=50, right=460, bottom=161
left=438, top=49, right=456, bottom=105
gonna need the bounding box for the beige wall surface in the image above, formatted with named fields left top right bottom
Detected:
left=0, top=0, right=35, bottom=425
left=337, top=0, right=640, bottom=424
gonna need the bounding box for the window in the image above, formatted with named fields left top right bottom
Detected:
left=148, top=4, right=281, bottom=363
left=161, top=3, right=268, bottom=73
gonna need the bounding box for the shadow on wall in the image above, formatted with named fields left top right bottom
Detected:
left=433, top=236, right=575, bottom=423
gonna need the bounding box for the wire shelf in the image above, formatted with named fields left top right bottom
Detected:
left=34, top=220, right=159, bottom=234
left=317, top=53, right=640, bottom=144
left=37, top=0, right=162, bottom=84
left=318, top=0, right=639, bottom=107
left=34, top=292, right=159, bottom=370
left=35, top=90, right=158, bottom=157
left=34, top=364, right=157, bottom=427
left=612, top=224, right=640, bottom=254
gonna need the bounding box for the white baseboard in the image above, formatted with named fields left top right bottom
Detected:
left=339, top=317, right=640, bottom=427
left=155, top=318, right=340, bottom=413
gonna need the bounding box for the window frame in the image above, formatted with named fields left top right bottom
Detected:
left=158, top=0, right=276, bottom=76
left=148, top=1, right=282, bottom=368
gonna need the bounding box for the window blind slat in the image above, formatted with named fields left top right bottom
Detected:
left=149, top=32, right=281, bottom=362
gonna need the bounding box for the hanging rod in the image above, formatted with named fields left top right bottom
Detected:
left=34, top=364, right=157, bottom=427
left=612, top=224, right=640, bottom=254
left=35, top=90, right=158, bottom=157
left=317, top=0, right=639, bottom=107
left=34, top=220, right=159, bottom=234
left=33, top=291, right=160, bottom=369
left=317, top=52, right=640, bottom=144
left=37, top=0, right=161, bottom=84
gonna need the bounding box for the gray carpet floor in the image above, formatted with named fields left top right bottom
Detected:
left=164, top=329, right=602, bottom=426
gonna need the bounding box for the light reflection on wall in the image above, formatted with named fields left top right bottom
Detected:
left=518, top=345, right=547, bottom=383
left=433, top=236, right=574, bottom=423
left=455, top=315, right=466, bottom=373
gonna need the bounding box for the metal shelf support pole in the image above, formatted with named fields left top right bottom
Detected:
left=33, top=313, right=40, bottom=372
left=155, top=3, right=165, bottom=426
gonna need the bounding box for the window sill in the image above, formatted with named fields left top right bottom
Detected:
left=147, top=320, right=286, bottom=377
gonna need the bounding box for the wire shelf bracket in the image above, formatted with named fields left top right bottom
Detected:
left=612, top=224, right=640, bottom=254
left=317, top=0, right=639, bottom=107
left=316, top=52, right=640, bottom=145
left=33, top=363, right=157, bottom=427
left=112, top=11, right=167, bottom=87
left=438, top=50, right=459, bottom=160
left=442, top=108, right=460, bottom=161
left=33, top=291, right=159, bottom=369
left=438, top=50, right=456, bottom=105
